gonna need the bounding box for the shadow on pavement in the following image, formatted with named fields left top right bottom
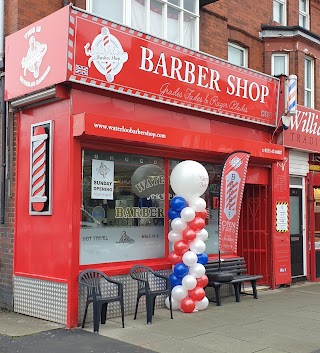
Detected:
left=0, top=328, right=157, bottom=353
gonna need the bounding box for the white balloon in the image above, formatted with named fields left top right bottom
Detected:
left=171, top=218, right=187, bottom=233
left=182, top=251, right=198, bottom=266
left=195, top=296, right=209, bottom=311
left=188, top=197, right=206, bottom=212
left=189, top=263, right=205, bottom=278
left=165, top=296, right=181, bottom=310
left=170, top=161, right=209, bottom=200
left=168, top=230, right=183, bottom=243
left=196, top=229, right=208, bottom=242
left=171, top=285, right=188, bottom=301
left=180, top=207, right=196, bottom=222
left=182, top=274, right=197, bottom=290
left=189, top=239, right=206, bottom=254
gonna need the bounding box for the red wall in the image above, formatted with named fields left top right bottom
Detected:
left=14, top=99, right=75, bottom=282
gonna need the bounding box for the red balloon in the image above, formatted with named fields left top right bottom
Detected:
left=188, top=217, right=205, bottom=231
left=197, top=275, right=209, bottom=288
left=168, top=251, right=182, bottom=265
left=180, top=297, right=195, bottom=313
left=182, top=228, right=196, bottom=242
left=196, top=210, right=208, bottom=219
left=189, top=286, right=206, bottom=301
left=174, top=240, right=189, bottom=255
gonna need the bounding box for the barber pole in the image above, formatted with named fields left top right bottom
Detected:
left=287, top=75, right=297, bottom=116
left=30, top=121, right=53, bottom=215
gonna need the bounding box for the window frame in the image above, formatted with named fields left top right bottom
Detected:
left=228, top=42, right=248, bottom=68
left=299, top=0, right=310, bottom=30
left=304, top=56, right=314, bottom=109
left=273, top=0, right=287, bottom=25
left=271, top=53, right=289, bottom=76
left=86, top=0, right=200, bottom=50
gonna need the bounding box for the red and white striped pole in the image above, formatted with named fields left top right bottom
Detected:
left=30, top=126, right=48, bottom=212
left=101, top=27, right=114, bottom=82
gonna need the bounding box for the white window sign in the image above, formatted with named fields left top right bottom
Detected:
left=91, top=159, right=114, bottom=200
left=276, top=202, right=288, bottom=232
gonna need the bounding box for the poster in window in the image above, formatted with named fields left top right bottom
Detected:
left=91, top=159, right=114, bottom=200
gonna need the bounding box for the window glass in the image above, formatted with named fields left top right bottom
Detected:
left=304, top=57, right=313, bottom=108
left=88, top=0, right=199, bottom=49
left=272, top=54, right=288, bottom=76
left=183, top=13, right=194, bottom=48
left=299, top=0, right=309, bottom=28
left=290, top=177, right=303, bottom=186
left=91, top=0, right=124, bottom=23
left=169, top=160, right=222, bottom=255
left=167, top=6, right=180, bottom=44
left=184, top=0, right=195, bottom=12
left=81, top=150, right=165, bottom=265
left=169, top=0, right=180, bottom=5
left=131, top=0, right=146, bottom=32
left=150, top=0, right=163, bottom=38
left=273, top=0, right=285, bottom=24
left=228, top=43, right=246, bottom=67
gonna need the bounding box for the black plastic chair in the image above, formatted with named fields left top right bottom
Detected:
left=78, top=269, right=124, bottom=333
left=130, top=265, right=173, bottom=324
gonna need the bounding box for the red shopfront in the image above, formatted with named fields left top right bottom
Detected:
left=283, top=105, right=320, bottom=282
left=5, top=5, right=291, bottom=328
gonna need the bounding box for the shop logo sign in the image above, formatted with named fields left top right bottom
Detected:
left=84, top=27, right=128, bottom=82
left=20, top=26, right=51, bottom=87
left=29, top=121, right=53, bottom=215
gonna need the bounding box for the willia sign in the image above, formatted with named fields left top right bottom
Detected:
left=283, top=105, right=320, bottom=152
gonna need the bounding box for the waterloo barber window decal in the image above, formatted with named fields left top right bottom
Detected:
left=29, top=121, right=53, bottom=215
left=83, top=27, right=128, bottom=83
left=20, top=26, right=51, bottom=87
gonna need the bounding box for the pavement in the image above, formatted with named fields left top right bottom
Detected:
left=2, top=282, right=320, bottom=353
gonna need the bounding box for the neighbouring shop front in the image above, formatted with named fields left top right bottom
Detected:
left=5, top=5, right=291, bottom=328
left=283, top=105, right=320, bottom=282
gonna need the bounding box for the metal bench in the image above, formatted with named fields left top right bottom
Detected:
left=204, top=257, right=263, bottom=306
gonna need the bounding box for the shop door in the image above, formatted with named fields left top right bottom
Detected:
left=290, top=188, right=304, bottom=277
left=238, top=185, right=271, bottom=286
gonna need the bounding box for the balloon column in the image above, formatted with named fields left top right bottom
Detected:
left=165, top=160, right=210, bottom=313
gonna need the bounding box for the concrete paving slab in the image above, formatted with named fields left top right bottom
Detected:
left=0, top=310, right=63, bottom=336
left=141, top=338, right=225, bottom=353
left=254, top=333, right=320, bottom=353
left=186, top=331, right=269, bottom=353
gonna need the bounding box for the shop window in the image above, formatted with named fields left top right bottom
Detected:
left=86, top=0, right=199, bottom=50
left=80, top=150, right=165, bottom=265
left=304, top=56, right=314, bottom=108
left=271, top=53, right=289, bottom=76
left=228, top=42, right=248, bottom=68
left=273, top=0, right=286, bottom=25
left=299, top=0, right=309, bottom=29
left=169, top=160, right=222, bottom=255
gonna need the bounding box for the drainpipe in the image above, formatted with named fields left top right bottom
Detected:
left=0, top=0, right=5, bottom=224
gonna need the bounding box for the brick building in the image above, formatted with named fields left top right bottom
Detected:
left=0, top=0, right=319, bottom=325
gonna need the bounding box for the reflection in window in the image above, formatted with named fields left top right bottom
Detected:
left=80, top=150, right=165, bottom=265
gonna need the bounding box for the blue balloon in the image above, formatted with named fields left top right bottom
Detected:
left=169, top=273, right=182, bottom=288
left=171, top=196, right=188, bottom=212
left=168, top=208, right=180, bottom=220
left=197, top=253, right=209, bottom=265
left=174, top=262, right=189, bottom=278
